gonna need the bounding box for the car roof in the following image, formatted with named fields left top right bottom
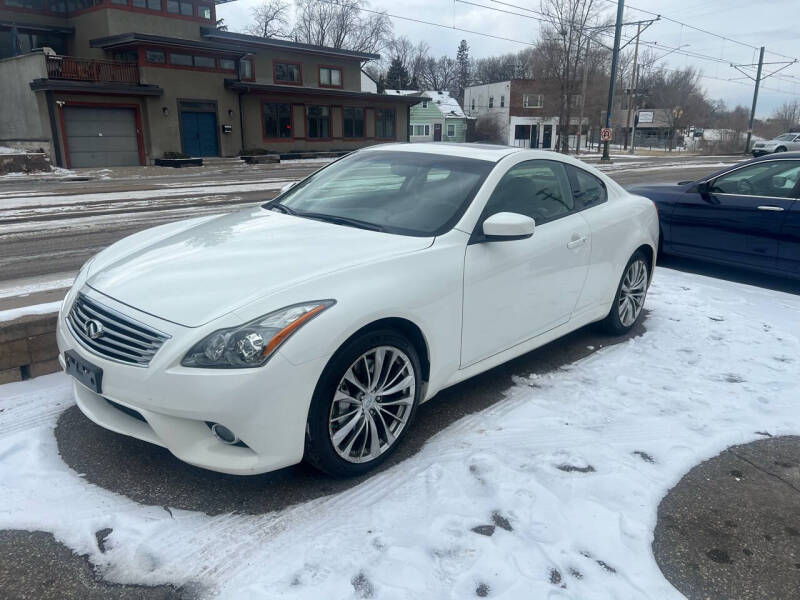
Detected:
left=362, top=142, right=525, bottom=163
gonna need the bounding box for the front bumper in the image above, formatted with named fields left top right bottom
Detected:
left=751, top=148, right=772, bottom=156
left=56, top=289, right=327, bottom=475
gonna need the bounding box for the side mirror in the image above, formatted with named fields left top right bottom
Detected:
left=280, top=181, right=297, bottom=194
left=482, top=212, right=535, bottom=241
left=696, top=180, right=710, bottom=196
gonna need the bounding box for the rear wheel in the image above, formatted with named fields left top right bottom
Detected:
left=776, top=146, right=787, bottom=153
left=601, top=251, right=650, bottom=335
left=304, top=330, right=421, bottom=477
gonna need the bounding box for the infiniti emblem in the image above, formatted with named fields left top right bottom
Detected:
left=84, top=319, right=104, bottom=340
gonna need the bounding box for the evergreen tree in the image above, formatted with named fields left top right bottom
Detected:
left=386, top=57, right=412, bottom=89
left=456, top=40, right=471, bottom=102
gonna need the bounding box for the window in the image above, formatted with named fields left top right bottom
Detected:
left=0, top=30, right=66, bottom=57
left=194, top=55, right=215, bottom=69
left=145, top=50, right=166, bottom=63
left=567, top=165, right=606, bottom=209
left=319, top=66, right=342, bottom=87
left=447, top=123, right=456, bottom=138
left=489, top=96, right=494, bottom=108
left=411, top=124, right=430, bottom=136
left=709, top=160, right=800, bottom=198
left=111, top=0, right=128, bottom=5
left=523, top=94, right=543, bottom=108
left=422, top=100, right=428, bottom=108
left=271, top=151, right=494, bottom=236
left=219, top=58, right=235, bottom=71
left=263, top=103, right=292, bottom=139
left=375, top=109, right=395, bottom=139
left=132, top=0, right=145, bottom=6
left=482, top=160, right=573, bottom=225
left=275, top=61, right=301, bottom=84
left=147, top=0, right=160, bottom=9
left=571, top=94, right=582, bottom=108
left=343, top=107, right=365, bottom=138
left=500, top=95, right=505, bottom=108
left=307, top=106, right=330, bottom=138
left=166, top=0, right=191, bottom=13
left=471, top=98, right=475, bottom=111
left=169, top=53, right=193, bottom=66
left=198, top=4, right=211, bottom=18
left=514, top=125, right=531, bottom=140
left=239, top=58, right=254, bottom=80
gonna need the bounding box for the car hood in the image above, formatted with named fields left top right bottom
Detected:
left=86, top=207, right=433, bottom=327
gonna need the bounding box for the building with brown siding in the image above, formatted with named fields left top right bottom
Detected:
left=0, top=0, right=423, bottom=167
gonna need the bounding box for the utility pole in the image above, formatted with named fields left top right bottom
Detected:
left=576, top=40, right=590, bottom=155
left=744, top=46, right=764, bottom=155
left=629, top=65, right=640, bottom=154
left=624, top=22, right=641, bottom=151
left=601, top=0, right=625, bottom=162
left=731, top=48, right=796, bottom=154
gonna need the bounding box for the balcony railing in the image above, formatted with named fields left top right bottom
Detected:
left=45, top=55, right=140, bottom=85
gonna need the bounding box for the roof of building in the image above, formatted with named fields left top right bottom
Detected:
left=200, top=28, right=380, bottom=60
left=384, top=89, right=466, bottom=118
left=225, top=80, right=426, bottom=103
left=91, top=30, right=380, bottom=61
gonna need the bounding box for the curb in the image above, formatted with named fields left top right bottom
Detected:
left=0, top=312, right=60, bottom=384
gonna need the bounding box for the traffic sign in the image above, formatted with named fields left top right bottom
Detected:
left=600, top=128, right=613, bottom=142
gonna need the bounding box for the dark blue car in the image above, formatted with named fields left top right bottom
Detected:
left=628, top=153, right=800, bottom=278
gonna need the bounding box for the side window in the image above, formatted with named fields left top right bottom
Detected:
left=482, top=160, right=574, bottom=225
left=566, top=165, right=607, bottom=209
left=710, top=160, right=800, bottom=198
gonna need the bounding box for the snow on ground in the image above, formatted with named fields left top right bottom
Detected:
left=0, top=300, right=62, bottom=322
left=0, top=268, right=798, bottom=599
left=0, top=273, right=75, bottom=300
left=0, top=146, right=19, bottom=154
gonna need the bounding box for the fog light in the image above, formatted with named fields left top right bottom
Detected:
left=210, top=423, right=239, bottom=445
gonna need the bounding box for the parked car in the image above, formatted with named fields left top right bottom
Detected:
left=57, top=144, right=658, bottom=477
left=751, top=132, right=800, bottom=156
left=628, top=152, right=800, bottom=278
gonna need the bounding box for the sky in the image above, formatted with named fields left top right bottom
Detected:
left=218, top=0, right=800, bottom=118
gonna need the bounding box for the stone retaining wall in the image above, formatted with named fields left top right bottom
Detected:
left=0, top=313, right=60, bottom=384
left=0, top=153, right=51, bottom=175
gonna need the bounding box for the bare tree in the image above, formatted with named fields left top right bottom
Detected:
left=772, top=100, right=800, bottom=132
left=640, top=66, right=709, bottom=150
left=293, top=0, right=392, bottom=54
left=474, top=113, right=505, bottom=143
left=538, top=0, right=599, bottom=153
left=245, top=0, right=289, bottom=38
left=419, top=56, right=458, bottom=91
left=385, top=35, right=430, bottom=86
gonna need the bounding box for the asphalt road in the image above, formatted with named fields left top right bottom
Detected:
left=0, top=154, right=742, bottom=288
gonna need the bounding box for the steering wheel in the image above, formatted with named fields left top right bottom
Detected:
left=736, top=178, right=754, bottom=195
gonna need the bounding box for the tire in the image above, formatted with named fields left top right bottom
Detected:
left=775, top=147, right=787, bottom=153
left=304, top=329, right=422, bottom=477
left=601, top=251, right=650, bottom=335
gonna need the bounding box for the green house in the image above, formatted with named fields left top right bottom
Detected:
left=385, top=89, right=468, bottom=143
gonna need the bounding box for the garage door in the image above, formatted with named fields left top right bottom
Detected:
left=63, top=106, right=141, bottom=168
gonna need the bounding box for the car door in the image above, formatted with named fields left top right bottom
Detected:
left=777, top=181, right=800, bottom=275
left=461, top=159, right=591, bottom=367
left=669, top=159, right=800, bottom=269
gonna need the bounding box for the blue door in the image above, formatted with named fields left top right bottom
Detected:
left=180, top=111, right=218, bottom=157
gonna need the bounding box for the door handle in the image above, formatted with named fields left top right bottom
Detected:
left=567, top=236, right=588, bottom=249
left=757, top=205, right=784, bottom=212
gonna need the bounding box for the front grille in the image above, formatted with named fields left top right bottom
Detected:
left=66, top=293, right=170, bottom=366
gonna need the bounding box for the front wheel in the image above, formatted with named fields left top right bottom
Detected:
left=304, top=330, right=421, bottom=477
left=601, top=251, right=650, bottom=335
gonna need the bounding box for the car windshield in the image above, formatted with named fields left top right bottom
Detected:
left=268, top=151, right=494, bottom=236
left=774, top=133, right=796, bottom=141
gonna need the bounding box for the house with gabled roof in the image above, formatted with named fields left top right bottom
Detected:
left=384, top=89, right=468, bottom=143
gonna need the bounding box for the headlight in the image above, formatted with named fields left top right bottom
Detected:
left=181, top=300, right=335, bottom=368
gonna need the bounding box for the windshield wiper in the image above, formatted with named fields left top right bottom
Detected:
left=295, top=211, right=385, bottom=232
left=268, top=200, right=297, bottom=215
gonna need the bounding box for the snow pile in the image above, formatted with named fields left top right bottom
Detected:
left=0, top=146, right=21, bottom=154
left=0, top=300, right=62, bottom=322
left=0, top=268, right=798, bottom=599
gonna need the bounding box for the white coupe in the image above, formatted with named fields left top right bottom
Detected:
left=57, top=143, right=659, bottom=477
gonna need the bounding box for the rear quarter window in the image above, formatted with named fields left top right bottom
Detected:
left=567, top=165, right=607, bottom=210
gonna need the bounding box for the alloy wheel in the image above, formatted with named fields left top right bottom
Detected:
left=618, top=259, right=648, bottom=327
left=328, top=346, right=416, bottom=463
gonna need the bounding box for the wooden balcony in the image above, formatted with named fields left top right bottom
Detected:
left=45, top=55, right=140, bottom=84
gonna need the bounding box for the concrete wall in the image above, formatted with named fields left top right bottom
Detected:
left=0, top=53, right=53, bottom=155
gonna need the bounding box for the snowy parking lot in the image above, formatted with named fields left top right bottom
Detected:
left=1, top=266, right=798, bottom=599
